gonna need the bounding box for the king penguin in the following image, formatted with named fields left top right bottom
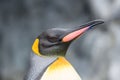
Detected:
left=24, top=20, right=104, bottom=80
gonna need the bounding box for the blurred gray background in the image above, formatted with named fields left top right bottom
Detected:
left=0, top=0, right=120, bottom=80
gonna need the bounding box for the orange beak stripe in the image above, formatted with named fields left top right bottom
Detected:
left=62, top=27, right=89, bottom=42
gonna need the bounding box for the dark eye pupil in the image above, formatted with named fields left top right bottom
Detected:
left=47, top=36, right=58, bottom=42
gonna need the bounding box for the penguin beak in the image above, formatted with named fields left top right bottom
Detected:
left=62, top=20, right=104, bottom=42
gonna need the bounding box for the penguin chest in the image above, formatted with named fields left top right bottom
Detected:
left=40, top=57, right=81, bottom=80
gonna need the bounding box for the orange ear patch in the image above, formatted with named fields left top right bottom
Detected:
left=32, top=38, right=40, bottom=56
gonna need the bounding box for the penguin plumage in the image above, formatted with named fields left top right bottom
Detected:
left=25, top=20, right=104, bottom=80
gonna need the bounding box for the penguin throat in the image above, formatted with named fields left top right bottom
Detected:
left=40, top=50, right=67, bottom=57
left=40, top=43, right=70, bottom=56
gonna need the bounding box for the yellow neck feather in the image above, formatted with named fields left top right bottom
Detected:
left=41, top=57, right=81, bottom=80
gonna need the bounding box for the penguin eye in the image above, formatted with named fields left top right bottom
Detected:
left=47, top=36, right=58, bottom=43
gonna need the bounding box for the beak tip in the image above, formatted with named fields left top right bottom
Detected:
left=95, top=19, right=104, bottom=23
left=94, top=19, right=104, bottom=24
left=89, top=19, right=104, bottom=29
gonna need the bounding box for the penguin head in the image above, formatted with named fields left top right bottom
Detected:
left=32, top=20, right=104, bottom=56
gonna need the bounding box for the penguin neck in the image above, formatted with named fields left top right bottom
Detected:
left=52, top=51, right=67, bottom=57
